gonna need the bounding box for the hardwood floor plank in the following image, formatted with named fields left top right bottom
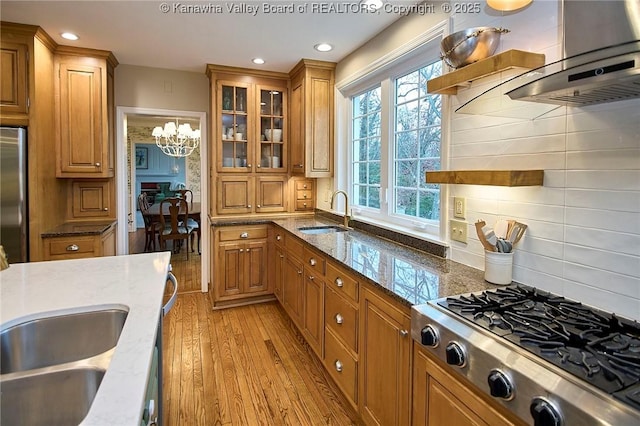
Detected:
left=162, top=292, right=361, bottom=426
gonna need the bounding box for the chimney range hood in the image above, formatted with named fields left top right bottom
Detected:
left=456, top=0, right=640, bottom=119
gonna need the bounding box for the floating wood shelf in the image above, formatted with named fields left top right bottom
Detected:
left=427, top=50, right=545, bottom=95
left=426, top=170, right=544, bottom=186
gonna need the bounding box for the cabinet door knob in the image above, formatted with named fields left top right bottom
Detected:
left=400, top=329, right=409, bottom=337
left=66, top=244, right=79, bottom=252
left=240, top=232, right=249, bottom=239
left=297, top=270, right=303, bottom=275
left=335, top=313, right=343, bottom=324
left=239, top=249, right=244, bottom=252
left=257, top=205, right=261, bottom=208
left=279, top=254, right=284, bottom=259
left=276, top=235, right=281, bottom=241
left=103, top=207, right=108, bottom=211
left=257, top=165, right=261, bottom=168
left=335, top=277, right=344, bottom=288
left=308, top=275, right=314, bottom=281
left=95, top=162, right=101, bottom=167
left=335, top=360, right=343, bottom=373
left=309, top=258, right=316, bottom=266
left=247, top=204, right=252, bottom=208
left=247, top=164, right=252, bottom=169
left=303, top=203, right=307, bottom=207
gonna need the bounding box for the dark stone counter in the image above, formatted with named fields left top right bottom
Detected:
left=212, top=214, right=504, bottom=307
left=41, top=220, right=116, bottom=238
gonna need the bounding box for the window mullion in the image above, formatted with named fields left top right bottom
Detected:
left=379, top=78, right=392, bottom=221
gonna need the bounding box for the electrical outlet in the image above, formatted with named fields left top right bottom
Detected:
left=450, top=219, right=468, bottom=243
left=454, top=197, right=466, bottom=219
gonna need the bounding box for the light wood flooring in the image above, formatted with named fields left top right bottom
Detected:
left=129, top=228, right=202, bottom=293
left=129, top=228, right=362, bottom=425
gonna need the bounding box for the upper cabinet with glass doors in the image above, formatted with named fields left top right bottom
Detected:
left=208, top=66, right=288, bottom=174
left=257, top=85, right=286, bottom=172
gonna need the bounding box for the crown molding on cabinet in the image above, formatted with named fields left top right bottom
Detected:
left=426, top=170, right=544, bottom=186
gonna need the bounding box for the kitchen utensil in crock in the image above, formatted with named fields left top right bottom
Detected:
left=440, top=27, right=510, bottom=69
left=494, top=219, right=509, bottom=239
left=475, top=220, right=497, bottom=252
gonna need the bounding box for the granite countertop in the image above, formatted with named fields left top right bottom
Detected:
left=0, top=252, right=171, bottom=425
left=212, top=215, right=504, bottom=306
left=41, top=220, right=117, bottom=238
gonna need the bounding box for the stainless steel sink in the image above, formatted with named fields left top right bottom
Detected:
left=1, top=308, right=128, bottom=374
left=297, top=225, right=348, bottom=235
left=1, top=367, right=105, bottom=425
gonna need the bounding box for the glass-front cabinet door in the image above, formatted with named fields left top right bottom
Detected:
left=257, top=85, right=286, bottom=172
left=218, top=81, right=252, bottom=172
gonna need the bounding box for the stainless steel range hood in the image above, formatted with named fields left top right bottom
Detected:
left=457, top=0, right=640, bottom=119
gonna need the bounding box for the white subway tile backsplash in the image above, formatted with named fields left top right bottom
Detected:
left=446, top=5, right=640, bottom=320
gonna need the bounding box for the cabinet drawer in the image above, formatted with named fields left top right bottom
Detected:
left=285, top=234, right=303, bottom=255
left=295, top=180, right=314, bottom=191
left=296, top=190, right=313, bottom=200
left=295, top=200, right=314, bottom=211
left=303, top=246, right=325, bottom=276
left=326, top=262, right=359, bottom=303
left=325, top=286, right=358, bottom=353
left=324, top=327, right=357, bottom=406
left=218, top=226, right=268, bottom=242
left=44, top=236, right=97, bottom=260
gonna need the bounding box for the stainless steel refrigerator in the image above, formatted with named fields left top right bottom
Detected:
left=0, top=127, right=28, bottom=263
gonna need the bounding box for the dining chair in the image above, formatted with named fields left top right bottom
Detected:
left=158, top=197, right=196, bottom=259
left=175, top=189, right=200, bottom=254
left=138, top=193, right=160, bottom=252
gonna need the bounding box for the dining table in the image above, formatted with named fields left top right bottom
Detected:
left=144, top=201, right=201, bottom=253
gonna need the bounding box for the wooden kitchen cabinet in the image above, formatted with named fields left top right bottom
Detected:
left=273, top=238, right=285, bottom=303
left=256, top=175, right=287, bottom=213
left=213, top=225, right=270, bottom=307
left=291, top=177, right=315, bottom=211
left=216, top=175, right=253, bottom=214
left=412, top=345, right=522, bottom=426
left=54, top=46, right=117, bottom=178
left=282, top=234, right=305, bottom=326
left=42, top=223, right=116, bottom=261
left=289, top=59, right=335, bottom=177
left=359, top=286, right=412, bottom=426
left=0, top=40, right=28, bottom=119
left=302, top=246, right=325, bottom=358
left=69, top=179, right=113, bottom=219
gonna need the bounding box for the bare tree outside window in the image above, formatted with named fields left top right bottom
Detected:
left=352, top=86, right=382, bottom=209
left=394, top=62, right=442, bottom=220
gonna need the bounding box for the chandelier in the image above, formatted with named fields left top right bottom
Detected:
left=152, top=120, right=200, bottom=157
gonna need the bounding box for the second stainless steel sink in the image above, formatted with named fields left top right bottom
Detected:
left=1, top=308, right=128, bottom=374
left=297, top=225, right=348, bottom=235
left=1, top=367, right=105, bottom=425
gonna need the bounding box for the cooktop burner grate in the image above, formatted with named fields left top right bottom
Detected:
left=438, top=285, right=640, bottom=410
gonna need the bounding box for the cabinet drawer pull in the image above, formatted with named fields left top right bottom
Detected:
left=335, top=313, right=343, bottom=324
left=279, top=254, right=284, bottom=259
left=335, top=360, right=343, bottom=373
left=297, top=270, right=303, bottom=275
left=335, top=277, right=344, bottom=288
left=303, top=194, right=307, bottom=199
left=240, top=232, right=249, bottom=239
left=309, top=258, right=316, bottom=266
left=303, top=184, right=307, bottom=189
left=276, top=235, right=281, bottom=241
left=400, top=329, right=409, bottom=337
left=239, top=249, right=244, bottom=252
left=308, top=275, right=314, bottom=281
left=66, top=244, right=79, bottom=252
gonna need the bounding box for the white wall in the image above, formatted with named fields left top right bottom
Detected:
left=335, top=1, right=640, bottom=320
left=450, top=1, right=640, bottom=320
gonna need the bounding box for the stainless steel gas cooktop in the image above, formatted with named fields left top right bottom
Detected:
left=411, top=285, right=640, bottom=426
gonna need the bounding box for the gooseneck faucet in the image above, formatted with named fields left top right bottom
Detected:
left=330, top=190, right=351, bottom=229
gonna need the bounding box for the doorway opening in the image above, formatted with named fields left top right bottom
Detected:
left=116, top=107, right=208, bottom=292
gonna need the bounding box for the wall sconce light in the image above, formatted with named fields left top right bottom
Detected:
left=487, top=0, right=532, bottom=12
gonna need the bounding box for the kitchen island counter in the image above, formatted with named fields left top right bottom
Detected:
left=0, top=252, right=172, bottom=425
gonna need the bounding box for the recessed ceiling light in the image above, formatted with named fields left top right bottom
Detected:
left=362, top=0, right=383, bottom=10
left=314, top=43, right=333, bottom=52
left=252, top=58, right=265, bottom=65
left=61, top=32, right=79, bottom=41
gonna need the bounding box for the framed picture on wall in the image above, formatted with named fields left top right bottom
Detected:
left=135, top=147, right=148, bottom=169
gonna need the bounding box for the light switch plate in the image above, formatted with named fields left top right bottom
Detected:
left=450, top=219, right=468, bottom=243
left=453, top=197, right=466, bottom=219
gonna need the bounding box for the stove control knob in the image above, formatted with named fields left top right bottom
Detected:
left=445, top=342, right=466, bottom=367
left=530, top=397, right=563, bottom=426
left=420, top=325, right=439, bottom=347
left=487, top=370, right=514, bottom=400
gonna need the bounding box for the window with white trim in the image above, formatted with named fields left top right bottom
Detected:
left=349, top=57, right=443, bottom=234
